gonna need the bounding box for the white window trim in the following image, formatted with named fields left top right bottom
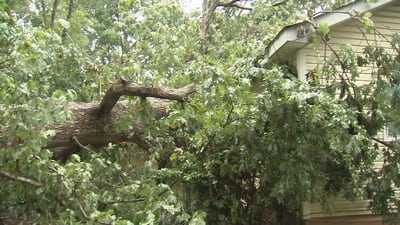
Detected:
left=383, top=122, right=399, bottom=141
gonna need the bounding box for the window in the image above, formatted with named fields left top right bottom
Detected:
left=384, top=122, right=399, bottom=141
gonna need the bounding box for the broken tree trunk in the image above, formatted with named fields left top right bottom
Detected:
left=43, top=77, right=196, bottom=161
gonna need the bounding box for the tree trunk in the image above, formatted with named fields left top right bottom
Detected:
left=49, top=98, right=171, bottom=162
left=62, top=0, right=74, bottom=39
left=200, top=0, right=219, bottom=37
left=66, top=0, right=74, bottom=20
left=50, top=0, right=60, bottom=28
left=40, top=0, right=48, bottom=28
left=2, top=77, right=196, bottom=162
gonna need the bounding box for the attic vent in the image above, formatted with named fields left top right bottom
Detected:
left=297, top=22, right=311, bottom=38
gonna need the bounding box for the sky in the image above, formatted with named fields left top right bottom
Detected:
left=180, top=0, right=203, bottom=13
left=180, top=0, right=254, bottom=13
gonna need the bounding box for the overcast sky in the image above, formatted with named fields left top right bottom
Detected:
left=180, top=0, right=254, bottom=13
left=180, top=0, right=202, bottom=12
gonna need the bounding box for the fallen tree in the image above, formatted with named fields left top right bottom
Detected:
left=52, top=77, right=196, bottom=161
left=1, top=77, right=196, bottom=162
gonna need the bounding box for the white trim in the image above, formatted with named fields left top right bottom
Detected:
left=267, top=25, right=300, bottom=58
left=304, top=198, right=372, bottom=219
left=268, top=0, right=394, bottom=60
left=314, top=0, right=393, bottom=27
left=296, top=49, right=307, bottom=81
left=384, top=122, right=399, bottom=141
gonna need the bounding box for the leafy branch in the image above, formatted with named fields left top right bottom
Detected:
left=0, top=168, right=42, bottom=187
left=200, top=0, right=252, bottom=37
left=100, top=198, right=146, bottom=204
left=49, top=166, right=111, bottom=225
left=200, top=0, right=220, bottom=37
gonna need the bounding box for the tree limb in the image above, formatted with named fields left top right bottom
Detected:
left=100, top=198, right=146, bottom=204
left=200, top=0, right=253, bottom=37
left=372, top=137, right=394, bottom=149
left=97, top=77, right=196, bottom=115
left=218, top=0, right=252, bottom=11
left=66, top=0, right=74, bottom=20
left=73, top=136, right=95, bottom=153
left=200, top=0, right=219, bottom=37
left=62, top=0, right=74, bottom=39
left=50, top=0, right=59, bottom=28
left=272, top=0, right=288, bottom=7
left=0, top=169, right=42, bottom=187
left=0, top=78, right=197, bottom=161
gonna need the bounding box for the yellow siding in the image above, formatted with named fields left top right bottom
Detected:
left=304, top=196, right=371, bottom=219
left=305, top=215, right=385, bottom=225
left=302, top=1, right=400, bottom=219
left=304, top=3, right=400, bottom=84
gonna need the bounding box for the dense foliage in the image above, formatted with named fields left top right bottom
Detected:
left=1, top=0, right=400, bottom=224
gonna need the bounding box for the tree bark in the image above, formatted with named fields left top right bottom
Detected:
left=49, top=98, right=166, bottom=162
left=200, top=0, right=219, bottom=37
left=62, top=0, right=74, bottom=39
left=66, top=0, right=74, bottom=20
left=50, top=77, right=195, bottom=161
left=50, top=0, right=60, bottom=28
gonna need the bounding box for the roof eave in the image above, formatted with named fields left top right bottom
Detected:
left=267, top=0, right=394, bottom=62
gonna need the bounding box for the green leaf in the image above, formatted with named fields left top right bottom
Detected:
left=319, top=21, right=330, bottom=37
left=57, top=19, right=70, bottom=29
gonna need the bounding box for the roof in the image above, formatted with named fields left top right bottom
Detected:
left=267, top=0, right=395, bottom=63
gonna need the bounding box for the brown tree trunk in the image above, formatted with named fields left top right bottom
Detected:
left=62, top=0, right=74, bottom=39
left=49, top=98, right=169, bottom=162
left=50, top=77, right=195, bottom=161
left=1, top=77, right=196, bottom=162
left=66, top=0, right=74, bottom=20
left=200, top=0, right=219, bottom=37
left=50, top=0, right=60, bottom=28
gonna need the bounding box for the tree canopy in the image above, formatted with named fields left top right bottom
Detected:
left=1, top=0, right=400, bottom=224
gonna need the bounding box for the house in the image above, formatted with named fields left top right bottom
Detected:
left=267, top=0, right=400, bottom=225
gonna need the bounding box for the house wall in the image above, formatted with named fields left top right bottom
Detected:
left=305, top=215, right=385, bottom=225
left=301, top=1, right=400, bottom=224
left=303, top=1, right=400, bottom=84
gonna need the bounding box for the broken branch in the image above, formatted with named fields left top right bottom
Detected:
left=0, top=168, right=42, bottom=187
left=1, top=79, right=197, bottom=162
left=73, top=136, right=95, bottom=153
left=200, top=0, right=219, bottom=37
left=97, top=77, right=196, bottom=115
left=218, top=0, right=252, bottom=11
